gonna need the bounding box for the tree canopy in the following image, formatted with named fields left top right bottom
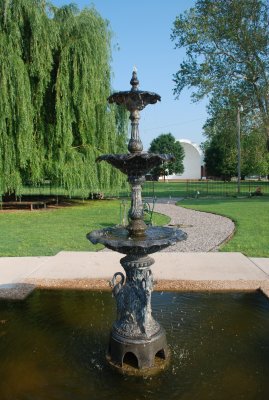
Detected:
left=203, top=97, right=269, bottom=179
left=148, top=133, right=184, bottom=180
left=0, top=0, right=128, bottom=197
left=172, top=0, right=269, bottom=177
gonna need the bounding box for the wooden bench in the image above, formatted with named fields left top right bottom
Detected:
left=0, top=199, right=56, bottom=211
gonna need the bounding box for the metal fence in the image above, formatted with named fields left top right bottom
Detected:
left=142, top=180, right=269, bottom=199
left=6, top=179, right=269, bottom=200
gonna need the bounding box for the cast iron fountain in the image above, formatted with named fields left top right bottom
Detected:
left=87, top=70, right=187, bottom=373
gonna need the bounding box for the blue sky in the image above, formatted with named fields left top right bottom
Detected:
left=53, top=0, right=208, bottom=150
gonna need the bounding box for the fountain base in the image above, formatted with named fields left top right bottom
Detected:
left=107, top=327, right=169, bottom=374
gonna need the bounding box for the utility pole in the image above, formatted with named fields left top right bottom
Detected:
left=237, top=104, right=243, bottom=195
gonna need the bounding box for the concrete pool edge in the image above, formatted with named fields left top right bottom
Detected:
left=0, top=251, right=269, bottom=300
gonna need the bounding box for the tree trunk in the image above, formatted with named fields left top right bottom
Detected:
left=266, top=125, right=269, bottom=151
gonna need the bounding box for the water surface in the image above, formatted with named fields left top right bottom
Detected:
left=0, top=290, right=269, bottom=400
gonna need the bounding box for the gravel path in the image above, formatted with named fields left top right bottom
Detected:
left=101, top=198, right=235, bottom=253
left=152, top=198, right=235, bottom=252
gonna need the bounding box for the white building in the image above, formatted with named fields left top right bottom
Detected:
left=167, top=139, right=204, bottom=180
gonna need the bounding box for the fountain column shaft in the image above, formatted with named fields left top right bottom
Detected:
left=128, top=176, right=147, bottom=236
left=128, top=109, right=143, bottom=153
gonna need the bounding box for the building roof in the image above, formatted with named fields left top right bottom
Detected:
left=178, top=139, right=204, bottom=162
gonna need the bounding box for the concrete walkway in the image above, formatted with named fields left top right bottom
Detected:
left=1, top=251, right=269, bottom=300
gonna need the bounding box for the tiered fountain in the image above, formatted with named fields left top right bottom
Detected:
left=87, top=70, right=187, bottom=374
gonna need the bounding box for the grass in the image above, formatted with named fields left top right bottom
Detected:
left=1, top=194, right=268, bottom=258
left=0, top=200, right=170, bottom=256
left=177, top=197, right=269, bottom=257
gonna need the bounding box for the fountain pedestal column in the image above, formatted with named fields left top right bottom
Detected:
left=108, top=255, right=168, bottom=369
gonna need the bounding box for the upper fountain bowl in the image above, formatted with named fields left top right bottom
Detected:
left=108, top=90, right=161, bottom=112
left=108, top=69, right=161, bottom=111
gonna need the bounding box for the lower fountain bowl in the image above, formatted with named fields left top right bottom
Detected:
left=87, top=225, right=187, bottom=255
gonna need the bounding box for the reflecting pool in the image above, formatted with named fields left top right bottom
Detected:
left=0, top=290, right=269, bottom=400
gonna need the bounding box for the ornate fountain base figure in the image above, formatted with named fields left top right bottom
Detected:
left=107, top=255, right=168, bottom=370
left=87, top=70, right=187, bottom=374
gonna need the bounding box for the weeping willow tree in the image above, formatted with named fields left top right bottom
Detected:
left=0, top=0, right=128, bottom=197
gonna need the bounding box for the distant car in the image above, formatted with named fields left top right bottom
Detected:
left=245, top=175, right=268, bottom=181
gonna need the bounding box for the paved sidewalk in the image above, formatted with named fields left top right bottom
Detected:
left=0, top=251, right=269, bottom=300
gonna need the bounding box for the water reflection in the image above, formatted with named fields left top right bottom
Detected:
left=0, top=290, right=269, bottom=399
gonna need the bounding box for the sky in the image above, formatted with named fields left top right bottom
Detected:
left=53, top=0, right=208, bottom=150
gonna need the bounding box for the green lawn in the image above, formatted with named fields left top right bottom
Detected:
left=1, top=196, right=267, bottom=258
left=0, top=200, right=169, bottom=256
left=177, top=197, right=269, bottom=257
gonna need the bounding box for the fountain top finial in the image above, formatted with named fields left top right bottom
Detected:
left=130, top=67, right=139, bottom=91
